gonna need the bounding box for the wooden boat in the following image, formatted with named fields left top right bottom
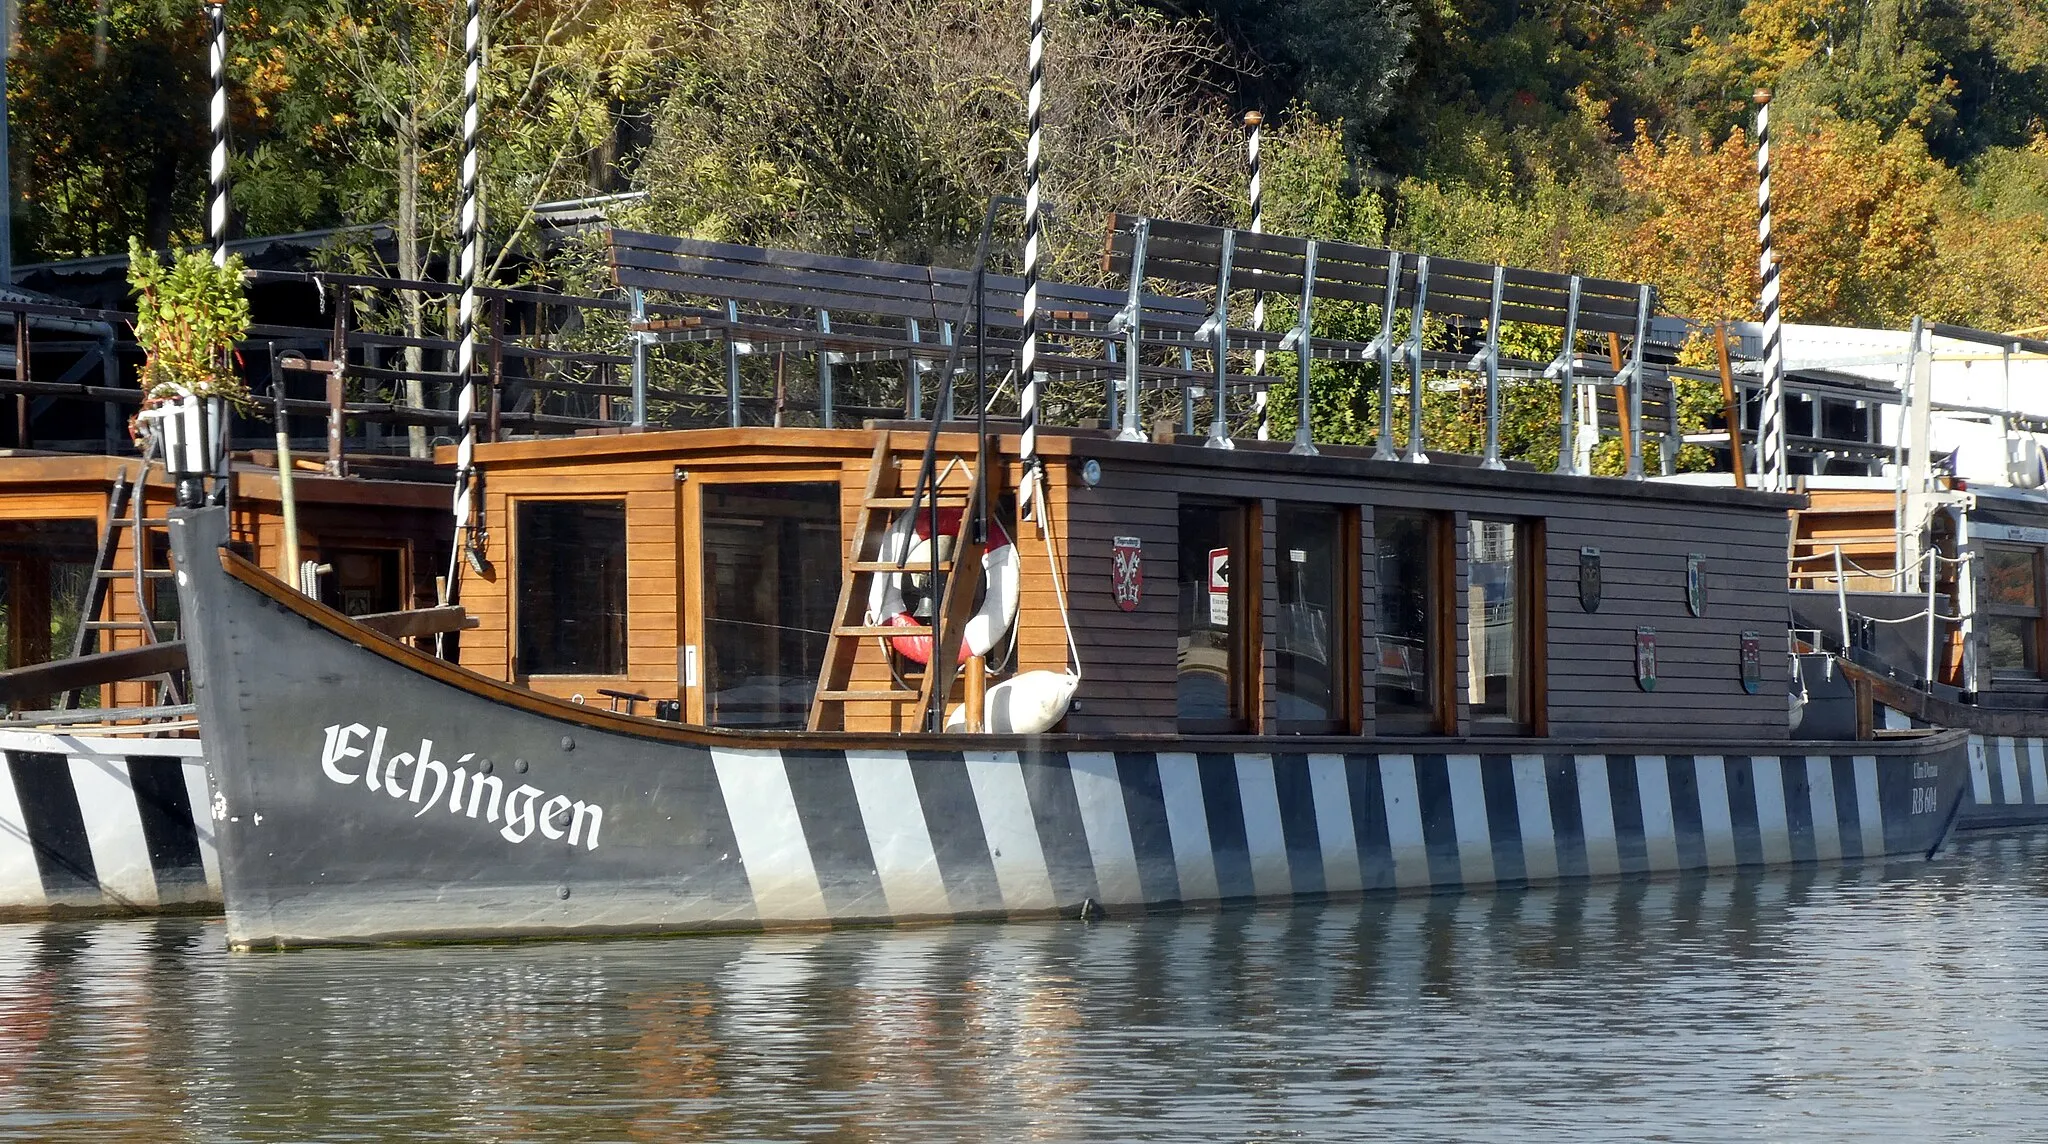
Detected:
left=166, top=217, right=1972, bottom=948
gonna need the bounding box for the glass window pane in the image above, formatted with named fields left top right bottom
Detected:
left=1276, top=504, right=1341, bottom=726
left=703, top=483, right=842, bottom=729
left=1375, top=511, right=1437, bottom=721
left=1985, top=616, right=2038, bottom=674
left=1468, top=519, right=1523, bottom=726
left=516, top=501, right=628, bottom=675
left=1179, top=501, right=1244, bottom=723
left=1985, top=548, right=2040, bottom=608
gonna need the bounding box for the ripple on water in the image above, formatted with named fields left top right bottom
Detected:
left=2, top=835, right=2048, bottom=1140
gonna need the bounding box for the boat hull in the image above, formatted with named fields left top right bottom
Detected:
left=174, top=511, right=1973, bottom=949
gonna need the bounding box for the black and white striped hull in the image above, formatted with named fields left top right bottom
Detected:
left=0, top=730, right=219, bottom=917
left=173, top=508, right=1972, bottom=949
left=1875, top=706, right=2048, bottom=831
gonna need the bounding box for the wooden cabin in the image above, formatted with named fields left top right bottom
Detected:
left=0, top=451, right=451, bottom=709
left=445, top=424, right=1797, bottom=742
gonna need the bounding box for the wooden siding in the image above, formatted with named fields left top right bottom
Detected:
left=459, top=427, right=1798, bottom=744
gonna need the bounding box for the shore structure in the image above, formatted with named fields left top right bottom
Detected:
left=134, top=215, right=1971, bottom=948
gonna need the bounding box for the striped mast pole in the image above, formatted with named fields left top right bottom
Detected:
left=1753, top=89, right=1787, bottom=493
left=205, top=2, right=228, bottom=267
left=1246, top=110, right=1270, bottom=440
left=1017, top=0, right=1046, bottom=519
left=443, top=0, right=485, bottom=606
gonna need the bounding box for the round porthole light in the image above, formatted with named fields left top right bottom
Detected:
left=1079, top=458, right=1102, bottom=487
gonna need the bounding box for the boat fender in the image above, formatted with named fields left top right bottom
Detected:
left=944, top=670, right=1078, bottom=735
left=867, top=509, right=1019, bottom=666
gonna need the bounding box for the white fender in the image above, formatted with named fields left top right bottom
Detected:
left=945, top=670, right=1079, bottom=735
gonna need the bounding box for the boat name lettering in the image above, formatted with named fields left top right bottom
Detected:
left=318, top=723, right=603, bottom=849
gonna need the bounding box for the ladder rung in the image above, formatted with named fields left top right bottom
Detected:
left=848, top=560, right=955, bottom=572
left=109, top=518, right=173, bottom=527
left=834, top=624, right=931, bottom=637
left=83, top=621, right=160, bottom=631
left=813, top=689, right=921, bottom=702
left=95, top=569, right=174, bottom=579
left=865, top=496, right=970, bottom=509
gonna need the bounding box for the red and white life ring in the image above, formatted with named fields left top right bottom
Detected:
left=866, top=508, right=1019, bottom=665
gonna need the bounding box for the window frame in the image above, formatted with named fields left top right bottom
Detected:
left=1176, top=497, right=1261, bottom=735
left=511, top=495, right=631, bottom=680
left=1980, top=542, right=2046, bottom=679
left=1272, top=501, right=1361, bottom=736
left=1465, top=516, right=1543, bottom=736
left=1373, top=507, right=1455, bottom=737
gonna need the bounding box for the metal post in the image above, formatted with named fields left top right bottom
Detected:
left=1924, top=547, right=1938, bottom=688
left=1373, top=254, right=1400, bottom=460
left=816, top=309, right=834, bottom=428
left=1478, top=264, right=1504, bottom=470
left=1552, top=276, right=1583, bottom=475
left=1116, top=217, right=1149, bottom=442
left=1181, top=347, right=1195, bottom=435
left=723, top=299, right=742, bottom=428
left=1104, top=339, right=1118, bottom=429
left=627, top=286, right=647, bottom=428
left=905, top=316, right=923, bottom=418
left=1624, top=284, right=1649, bottom=479
left=1833, top=545, right=1849, bottom=653
left=1206, top=228, right=1235, bottom=449
left=1289, top=239, right=1319, bottom=457
left=938, top=320, right=956, bottom=421
left=1402, top=255, right=1430, bottom=463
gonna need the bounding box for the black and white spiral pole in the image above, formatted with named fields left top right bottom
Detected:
left=205, top=3, right=229, bottom=267
left=1246, top=110, right=1270, bottom=441
left=1753, top=89, right=1787, bottom=493
left=1017, top=0, right=1047, bottom=519
left=445, top=0, right=485, bottom=599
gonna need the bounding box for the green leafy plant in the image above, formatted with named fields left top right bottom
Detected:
left=126, top=237, right=252, bottom=407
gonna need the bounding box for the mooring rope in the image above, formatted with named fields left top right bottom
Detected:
left=1017, top=0, right=1046, bottom=520
left=205, top=3, right=229, bottom=268
left=444, top=0, right=485, bottom=611
left=1246, top=110, right=1269, bottom=441
left=1753, top=90, right=1787, bottom=493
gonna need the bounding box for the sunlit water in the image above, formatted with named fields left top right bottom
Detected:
left=5, top=835, right=2048, bottom=1141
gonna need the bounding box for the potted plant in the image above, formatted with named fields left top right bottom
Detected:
left=126, top=237, right=252, bottom=503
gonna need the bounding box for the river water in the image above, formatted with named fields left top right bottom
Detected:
left=4, top=834, right=2048, bottom=1141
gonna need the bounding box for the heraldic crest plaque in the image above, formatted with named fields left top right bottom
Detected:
left=1111, top=536, right=1143, bottom=612
left=1579, top=547, right=1602, bottom=612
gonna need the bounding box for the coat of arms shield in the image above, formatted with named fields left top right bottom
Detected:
left=1686, top=553, right=1707, bottom=617
left=1111, top=536, right=1143, bottom=612
left=1579, top=547, right=1602, bottom=612
left=1739, top=631, right=1763, bottom=694
left=1635, top=627, right=1658, bottom=692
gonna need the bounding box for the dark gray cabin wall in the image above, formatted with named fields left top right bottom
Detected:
left=1058, top=448, right=1791, bottom=743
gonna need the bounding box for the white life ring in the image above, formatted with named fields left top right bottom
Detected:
left=866, top=507, right=1018, bottom=666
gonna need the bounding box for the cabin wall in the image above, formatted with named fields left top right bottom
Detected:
left=1061, top=451, right=1791, bottom=742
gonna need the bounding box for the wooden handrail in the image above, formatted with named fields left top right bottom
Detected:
left=0, top=642, right=187, bottom=707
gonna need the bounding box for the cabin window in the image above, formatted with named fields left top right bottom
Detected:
left=1375, top=509, right=1445, bottom=732
left=515, top=500, right=628, bottom=676
left=701, top=482, right=842, bottom=729
left=1179, top=499, right=1255, bottom=730
left=1276, top=503, right=1349, bottom=732
left=1982, top=544, right=2044, bottom=677
left=1467, top=518, right=1533, bottom=730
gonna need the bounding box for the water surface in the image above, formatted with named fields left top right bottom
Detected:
left=4, top=835, right=2047, bottom=1141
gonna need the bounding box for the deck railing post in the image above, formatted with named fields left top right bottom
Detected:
left=1476, top=264, right=1504, bottom=470
left=1372, top=255, right=1400, bottom=460
left=1205, top=228, right=1236, bottom=449
left=1551, top=276, right=1583, bottom=476
left=816, top=309, right=835, bottom=428
left=628, top=287, right=649, bottom=428
left=905, top=316, right=923, bottom=418
left=724, top=299, right=743, bottom=429
left=1288, top=239, right=1320, bottom=456
left=1104, top=340, right=1119, bottom=429
left=1624, top=283, right=1649, bottom=479
left=1402, top=255, right=1431, bottom=463
left=939, top=320, right=957, bottom=422
left=1115, top=217, right=1149, bottom=443
left=1181, top=347, right=1195, bottom=435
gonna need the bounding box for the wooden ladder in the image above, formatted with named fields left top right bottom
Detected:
left=807, top=433, right=988, bottom=732
left=63, top=438, right=183, bottom=709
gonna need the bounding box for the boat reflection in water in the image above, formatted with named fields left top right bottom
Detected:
left=2, top=836, right=2046, bottom=1138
